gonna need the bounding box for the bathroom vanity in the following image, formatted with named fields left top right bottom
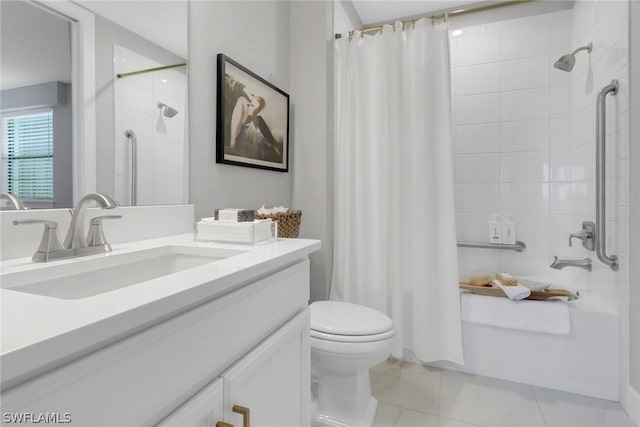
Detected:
left=0, top=234, right=320, bottom=426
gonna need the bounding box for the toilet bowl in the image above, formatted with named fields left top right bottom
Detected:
left=310, top=301, right=396, bottom=427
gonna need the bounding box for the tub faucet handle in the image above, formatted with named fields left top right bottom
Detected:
left=569, top=230, right=590, bottom=246
left=568, top=221, right=595, bottom=250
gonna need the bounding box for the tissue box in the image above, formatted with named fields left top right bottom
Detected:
left=214, top=208, right=255, bottom=222
left=196, top=219, right=276, bottom=244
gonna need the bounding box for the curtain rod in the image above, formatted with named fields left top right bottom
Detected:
left=116, top=63, right=187, bottom=79
left=334, top=0, right=537, bottom=39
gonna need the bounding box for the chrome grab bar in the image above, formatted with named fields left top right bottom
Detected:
left=595, top=80, right=619, bottom=271
left=124, top=129, right=137, bottom=206
left=457, top=241, right=526, bottom=252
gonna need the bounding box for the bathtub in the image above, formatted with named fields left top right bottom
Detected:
left=425, top=292, right=619, bottom=400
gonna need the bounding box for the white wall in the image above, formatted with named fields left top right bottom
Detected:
left=290, top=1, right=334, bottom=302
left=451, top=0, right=633, bottom=409
left=451, top=9, right=576, bottom=283
left=570, top=0, right=631, bottom=408
left=189, top=1, right=291, bottom=221
left=569, top=0, right=629, bottom=302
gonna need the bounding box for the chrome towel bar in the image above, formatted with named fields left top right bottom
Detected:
left=457, top=241, right=526, bottom=252
left=595, top=80, right=619, bottom=271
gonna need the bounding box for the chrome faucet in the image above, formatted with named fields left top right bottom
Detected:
left=1, top=193, right=27, bottom=210
left=64, top=193, right=119, bottom=249
left=13, top=193, right=120, bottom=262
left=550, top=256, right=592, bottom=271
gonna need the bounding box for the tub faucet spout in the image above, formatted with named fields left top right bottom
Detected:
left=550, top=256, right=592, bottom=271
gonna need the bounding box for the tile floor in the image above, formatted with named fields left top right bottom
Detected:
left=371, top=360, right=636, bottom=427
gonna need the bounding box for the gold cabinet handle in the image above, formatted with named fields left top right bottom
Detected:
left=232, top=405, right=250, bottom=427
left=216, top=422, right=233, bottom=427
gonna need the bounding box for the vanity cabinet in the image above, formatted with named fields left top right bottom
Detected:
left=1, top=259, right=311, bottom=426
left=160, top=311, right=309, bottom=427
left=158, top=378, right=224, bottom=426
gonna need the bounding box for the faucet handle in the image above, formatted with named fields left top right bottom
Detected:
left=568, top=229, right=591, bottom=247
left=568, top=221, right=595, bottom=250
left=13, top=219, right=58, bottom=228
left=86, top=215, right=122, bottom=248
left=13, top=219, right=64, bottom=261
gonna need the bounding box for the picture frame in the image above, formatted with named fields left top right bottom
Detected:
left=216, top=54, right=290, bottom=172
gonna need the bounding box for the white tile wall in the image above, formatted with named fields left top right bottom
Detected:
left=500, top=88, right=550, bottom=121
left=569, top=0, right=630, bottom=331
left=501, top=56, right=550, bottom=91
left=456, top=32, right=501, bottom=66
left=113, top=45, right=188, bottom=207
left=500, top=120, right=549, bottom=152
left=455, top=63, right=501, bottom=96
left=452, top=10, right=569, bottom=280
left=454, top=94, right=500, bottom=124
left=454, top=124, right=500, bottom=153
left=451, top=1, right=630, bottom=321
left=450, top=5, right=632, bottom=408
left=501, top=24, right=550, bottom=60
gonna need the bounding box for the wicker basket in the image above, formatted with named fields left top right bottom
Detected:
left=254, top=210, right=302, bottom=238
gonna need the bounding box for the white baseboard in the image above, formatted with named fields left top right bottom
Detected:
left=623, top=384, right=640, bottom=426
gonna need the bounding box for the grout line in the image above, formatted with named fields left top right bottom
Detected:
left=531, top=385, right=551, bottom=427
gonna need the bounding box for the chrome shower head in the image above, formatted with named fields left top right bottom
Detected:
left=554, top=42, right=592, bottom=72
left=157, top=101, right=178, bottom=118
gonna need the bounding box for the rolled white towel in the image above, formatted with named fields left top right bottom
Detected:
left=493, top=279, right=531, bottom=300
left=518, top=276, right=551, bottom=291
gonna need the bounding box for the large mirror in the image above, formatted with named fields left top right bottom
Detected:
left=0, top=0, right=188, bottom=209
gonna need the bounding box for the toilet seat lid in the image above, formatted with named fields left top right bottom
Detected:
left=310, top=301, right=394, bottom=336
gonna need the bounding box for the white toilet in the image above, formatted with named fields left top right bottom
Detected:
left=310, top=301, right=396, bottom=427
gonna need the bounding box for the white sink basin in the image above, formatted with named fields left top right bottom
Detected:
left=0, top=245, right=247, bottom=299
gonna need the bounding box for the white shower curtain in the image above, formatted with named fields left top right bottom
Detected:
left=331, top=20, right=464, bottom=364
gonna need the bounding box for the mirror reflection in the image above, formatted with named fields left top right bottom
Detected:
left=0, top=1, right=73, bottom=209
left=0, top=0, right=188, bottom=209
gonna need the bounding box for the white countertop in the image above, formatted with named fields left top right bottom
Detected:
left=0, top=234, right=320, bottom=390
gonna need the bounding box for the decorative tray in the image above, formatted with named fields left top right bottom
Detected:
left=459, top=283, right=579, bottom=301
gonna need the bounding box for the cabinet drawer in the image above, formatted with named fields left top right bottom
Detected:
left=2, top=260, right=310, bottom=426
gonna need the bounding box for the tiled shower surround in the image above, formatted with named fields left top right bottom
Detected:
left=450, top=0, right=630, bottom=404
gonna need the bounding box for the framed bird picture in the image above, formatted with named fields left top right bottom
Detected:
left=216, top=54, right=290, bottom=172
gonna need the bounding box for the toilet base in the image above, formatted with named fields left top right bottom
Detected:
left=310, top=361, right=381, bottom=427
left=312, top=396, right=378, bottom=427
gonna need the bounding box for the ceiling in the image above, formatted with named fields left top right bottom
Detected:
left=351, top=0, right=485, bottom=26
left=348, top=0, right=574, bottom=30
